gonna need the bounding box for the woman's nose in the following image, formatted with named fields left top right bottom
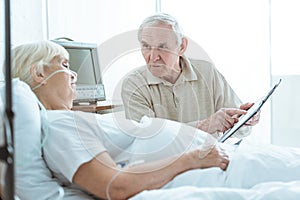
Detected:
left=70, top=70, right=77, bottom=82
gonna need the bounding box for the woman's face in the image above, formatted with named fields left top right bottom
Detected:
left=42, top=55, right=77, bottom=109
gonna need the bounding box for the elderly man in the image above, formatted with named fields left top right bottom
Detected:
left=121, top=13, right=260, bottom=139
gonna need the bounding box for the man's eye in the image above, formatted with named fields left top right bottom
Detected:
left=158, top=45, right=168, bottom=50
left=142, top=44, right=151, bottom=49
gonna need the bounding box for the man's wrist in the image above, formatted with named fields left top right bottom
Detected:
left=197, top=119, right=209, bottom=132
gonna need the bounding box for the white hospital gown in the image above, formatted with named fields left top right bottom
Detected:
left=43, top=110, right=209, bottom=187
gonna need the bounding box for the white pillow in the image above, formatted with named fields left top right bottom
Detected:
left=0, top=79, right=65, bottom=199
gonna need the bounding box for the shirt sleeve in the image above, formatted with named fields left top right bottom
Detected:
left=44, top=111, right=107, bottom=182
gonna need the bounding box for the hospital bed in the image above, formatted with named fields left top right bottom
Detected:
left=1, top=78, right=300, bottom=200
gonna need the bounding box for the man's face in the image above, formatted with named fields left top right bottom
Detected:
left=140, top=23, right=183, bottom=81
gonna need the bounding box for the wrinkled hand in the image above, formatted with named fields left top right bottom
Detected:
left=240, top=102, right=261, bottom=126
left=192, top=145, right=229, bottom=171
left=196, top=108, right=247, bottom=134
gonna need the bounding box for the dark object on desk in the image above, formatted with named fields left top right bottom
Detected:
left=72, top=103, right=114, bottom=113
left=72, top=101, right=123, bottom=113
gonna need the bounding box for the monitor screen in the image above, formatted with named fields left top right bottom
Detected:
left=52, top=40, right=105, bottom=102
left=66, top=48, right=96, bottom=85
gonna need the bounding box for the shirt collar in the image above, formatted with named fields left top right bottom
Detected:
left=146, top=55, right=198, bottom=85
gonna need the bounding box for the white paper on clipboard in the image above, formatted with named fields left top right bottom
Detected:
left=218, top=79, right=282, bottom=143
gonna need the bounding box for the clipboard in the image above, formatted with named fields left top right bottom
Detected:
left=218, top=79, right=282, bottom=143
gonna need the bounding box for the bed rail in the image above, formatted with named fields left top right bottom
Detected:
left=0, top=0, right=15, bottom=199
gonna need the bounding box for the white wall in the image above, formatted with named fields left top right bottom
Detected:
left=47, top=0, right=156, bottom=44
left=0, top=0, right=44, bottom=81
left=270, top=0, right=300, bottom=146
left=270, top=0, right=300, bottom=148
left=271, top=0, right=300, bottom=76
left=271, top=75, right=300, bottom=147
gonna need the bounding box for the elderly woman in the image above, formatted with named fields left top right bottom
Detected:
left=11, top=40, right=229, bottom=199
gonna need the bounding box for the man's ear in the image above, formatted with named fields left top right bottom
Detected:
left=30, top=65, right=45, bottom=84
left=178, top=37, right=188, bottom=56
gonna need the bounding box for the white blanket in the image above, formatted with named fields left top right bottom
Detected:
left=131, top=142, right=300, bottom=200
left=131, top=181, right=300, bottom=200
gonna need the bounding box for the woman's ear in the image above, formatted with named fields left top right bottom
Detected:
left=30, top=64, right=45, bottom=84
left=178, top=37, right=188, bottom=56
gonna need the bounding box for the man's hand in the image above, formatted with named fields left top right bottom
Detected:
left=240, top=102, right=261, bottom=126
left=196, top=108, right=247, bottom=134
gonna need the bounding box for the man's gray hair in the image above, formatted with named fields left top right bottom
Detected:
left=138, top=13, right=184, bottom=46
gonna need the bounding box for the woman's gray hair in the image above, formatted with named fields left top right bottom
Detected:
left=137, top=13, right=184, bottom=46
left=11, top=40, right=69, bottom=86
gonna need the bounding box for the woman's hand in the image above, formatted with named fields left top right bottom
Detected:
left=190, top=145, right=230, bottom=171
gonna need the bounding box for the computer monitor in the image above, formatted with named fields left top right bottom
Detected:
left=52, top=40, right=106, bottom=103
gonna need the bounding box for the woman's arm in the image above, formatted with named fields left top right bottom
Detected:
left=73, top=145, right=229, bottom=200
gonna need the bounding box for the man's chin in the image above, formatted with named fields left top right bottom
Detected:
left=150, top=71, right=162, bottom=79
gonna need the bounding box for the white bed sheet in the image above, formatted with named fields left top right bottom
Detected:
left=130, top=141, right=300, bottom=200
left=131, top=181, right=300, bottom=200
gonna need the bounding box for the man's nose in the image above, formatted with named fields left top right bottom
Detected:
left=149, top=48, right=160, bottom=62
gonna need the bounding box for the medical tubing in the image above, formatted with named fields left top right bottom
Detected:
left=37, top=98, right=64, bottom=200
left=36, top=98, right=49, bottom=149
left=105, top=169, right=123, bottom=200
left=31, top=69, right=75, bottom=91
left=105, top=160, right=144, bottom=199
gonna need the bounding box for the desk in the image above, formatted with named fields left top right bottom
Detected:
left=72, top=100, right=123, bottom=113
